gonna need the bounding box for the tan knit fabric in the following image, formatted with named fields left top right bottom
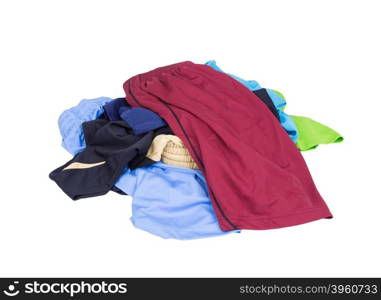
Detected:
left=146, top=134, right=198, bottom=169
left=162, top=141, right=199, bottom=170
left=146, top=135, right=183, bottom=161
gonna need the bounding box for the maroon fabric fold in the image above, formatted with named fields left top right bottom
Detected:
left=123, top=61, right=332, bottom=231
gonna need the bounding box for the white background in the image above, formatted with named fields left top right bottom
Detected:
left=0, top=0, right=380, bottom=277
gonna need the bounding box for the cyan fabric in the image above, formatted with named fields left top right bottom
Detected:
left=205, top=60, right=262, bottom=91
left=115, top=162, right=238, bottom=240
left=119, top=106, right=166, bottom=135
left=58, top=97, right=113, bottom=155
left=205, top=60, right=298, bottom=142
left=266, top=89, right=298, bottom=141
left=271, top=89, right=286, bottom=105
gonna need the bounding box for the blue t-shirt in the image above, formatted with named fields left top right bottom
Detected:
left=115, top=162, right=239, bottom=240
left=58, top=97, right=113, bottom=155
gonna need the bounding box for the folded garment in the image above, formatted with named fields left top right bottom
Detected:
left=119, top=106, right=166, bottom=135
left=58, top=97, right=113, bottom=155
left=103, top=97, right=126, bottom=121
left=146, top=134, right=182, bottom=160
left=162, top=140, right=199, bottom=170
left=205, top=60, right=298, bottom=142
left=146, top=134, right=198, bottom=169
left=291, top=115, right=344, bottom=151
left=103, top=97, right=166, bottom=135
left=58, top=97, right=173, bottom=171
left=124, top=61, right=332, bottom=231
left=50, top=119, right=171, bottom=200
left=115, top=162, right=237, bottom=239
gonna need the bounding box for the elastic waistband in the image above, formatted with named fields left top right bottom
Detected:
left=137, top=61, right=194, bottom=80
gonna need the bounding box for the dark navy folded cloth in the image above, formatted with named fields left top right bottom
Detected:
left=103, top=98, right=167, bottom=135
left=103, top=97, right=127, bottom=121
left=119, top=106, right=166, bottom=135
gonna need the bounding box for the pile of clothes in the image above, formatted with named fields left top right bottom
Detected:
left=50, top=61, right=343, bottom=240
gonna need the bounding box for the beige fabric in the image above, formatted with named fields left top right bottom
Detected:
left=162, top=141, right=199, bottom=169
left=146, top=134, right=199, bottom=170
left=146, top=135, right=183, bottom=161
left=63, top=161, right=106, bottom=170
